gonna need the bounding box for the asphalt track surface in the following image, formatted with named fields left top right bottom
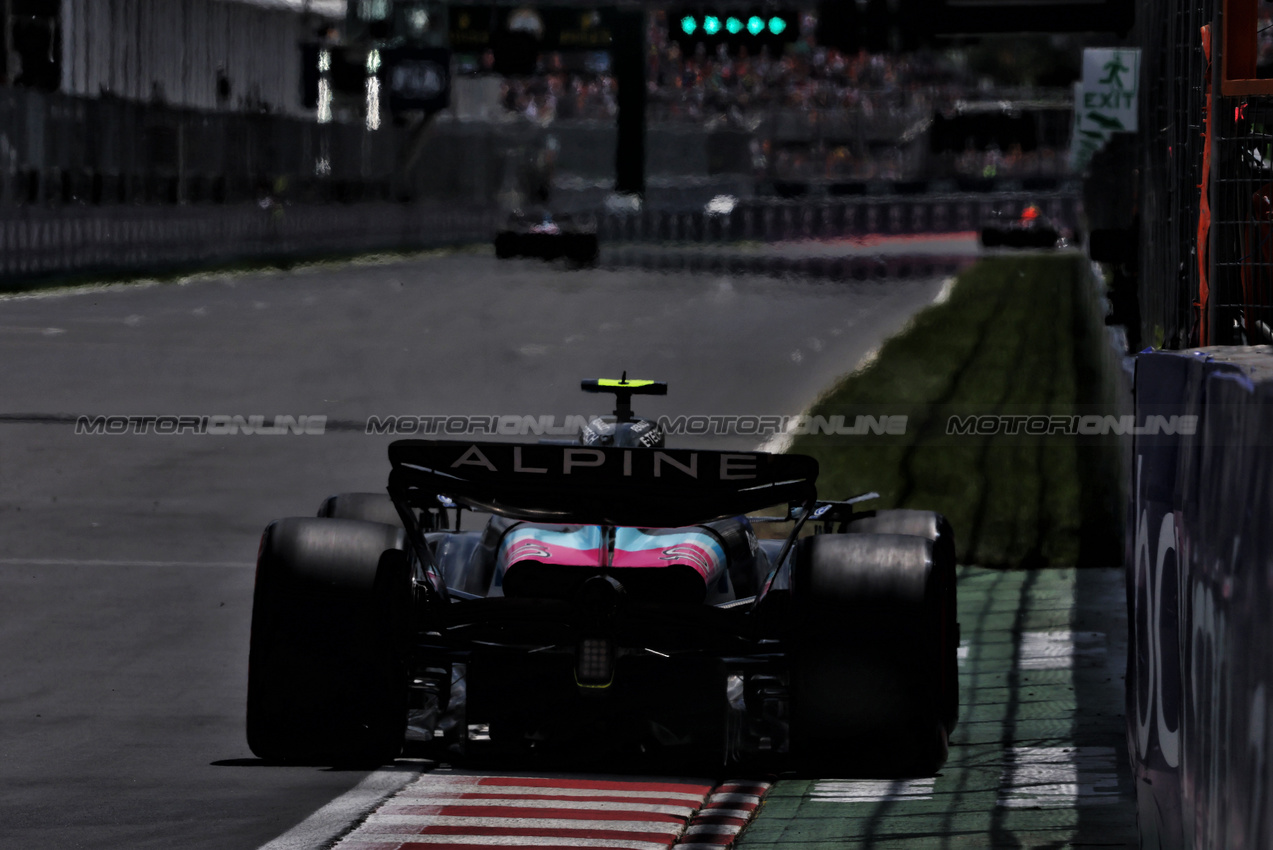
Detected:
left=0, top=243, right=956, bottom=849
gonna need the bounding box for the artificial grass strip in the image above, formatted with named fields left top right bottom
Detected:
left=793, top=253, right=1121, bottom=568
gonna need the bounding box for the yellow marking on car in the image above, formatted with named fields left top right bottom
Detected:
left=596, top=378, right=657, bottom=388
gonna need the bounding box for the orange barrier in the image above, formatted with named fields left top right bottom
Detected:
left=1197, top=24, right=1213, bottom=345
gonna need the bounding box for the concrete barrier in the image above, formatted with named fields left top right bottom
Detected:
left=1128, top=346, right=1273, bottom=849
left=600, top=244, right=977, bottom=281
left=0, top=203, right=496, bottom=287
left=0, top=190, right=1079, bottom=286
left=599, top=192, right=1080, bottom=245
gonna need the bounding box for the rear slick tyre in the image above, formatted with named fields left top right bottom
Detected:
left=791, top=532, right=949, bottom=778
left=846, top=510, right=959, bottom=734
left=317, top=492, right=403, bottom=528
left=246, top=517, right=410, bottom=766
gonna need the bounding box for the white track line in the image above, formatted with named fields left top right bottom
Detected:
left=256, top=767, right=424, bottom=850
left=997, top=746, right=1122, bottom=809
left=932, top=276, right=957, bottom=305
left=1017, top=630, right=1107, bottom=670
left=809, top=778, right=936, bottom=803
left=754, top=340, right=887, bottom=454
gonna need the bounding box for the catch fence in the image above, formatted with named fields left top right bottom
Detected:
left=1135, top=0, right=1273, bottom=347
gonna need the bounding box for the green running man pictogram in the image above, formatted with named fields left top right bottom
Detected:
left=1099, top=53, right=1131, bottom=89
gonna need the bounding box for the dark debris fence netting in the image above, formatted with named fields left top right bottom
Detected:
left=1212, top=85, right=1273, bottom=346
left=1134, top=0, right=1215, bottom=349
left=1133, top=0, right=1273, bottom=348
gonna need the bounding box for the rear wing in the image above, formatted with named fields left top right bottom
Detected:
left=387, top=439, right=817, bottom=528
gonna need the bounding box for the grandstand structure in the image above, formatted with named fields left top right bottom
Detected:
left=0, top=0, right=421, bottom=207
left=493, top=9, right=1077, bottom=200
left=9, top=0, right=340, bottom=115
left=0, top=1, right=1078, bottom=211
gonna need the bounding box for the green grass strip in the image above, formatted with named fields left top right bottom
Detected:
left=792, top=253, right=1121, bottom=568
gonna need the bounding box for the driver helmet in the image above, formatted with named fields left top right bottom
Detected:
left=578, top=416, right=664, bottom=448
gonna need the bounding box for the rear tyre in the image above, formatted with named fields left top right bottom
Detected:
left=1031, top=228, right=1061, bottom=248
left=494, top=231, right=517, bottom=259
left=846, top=510, right=959, bottom=733
left=565, top=233, right=599, bottom=266
left=317, top=492, right=402, bottom=528
left=247, top=517, right=410, bottom=765
left=791, top=533, right=949, bottom=777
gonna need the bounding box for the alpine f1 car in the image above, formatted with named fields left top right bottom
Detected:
left=494, top=211, right=599, bottom=264
left=980, top=203, right=1069, bottom=249
left=246, top=378, right=959, bottom=776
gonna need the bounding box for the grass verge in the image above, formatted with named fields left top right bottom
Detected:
left=792, top=252, right=1121, bottom=568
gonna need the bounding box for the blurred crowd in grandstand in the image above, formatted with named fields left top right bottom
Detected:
left=492, top=10, right=1073, bottom=185
left=498, top=12, right=970, bottom=124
